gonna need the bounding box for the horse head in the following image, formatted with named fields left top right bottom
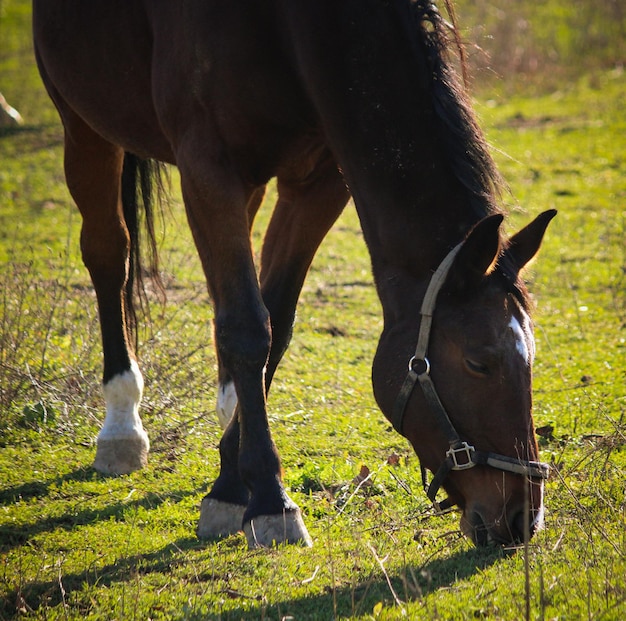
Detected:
left=374, top=210, right=556, bottom=546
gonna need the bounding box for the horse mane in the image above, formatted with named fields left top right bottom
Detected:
left=396, top=1, right=532, bottom=308
left=400, top=0, right=506, bottom=221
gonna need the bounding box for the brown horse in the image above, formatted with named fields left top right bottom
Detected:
left=33, top=0, right=555, bottom=548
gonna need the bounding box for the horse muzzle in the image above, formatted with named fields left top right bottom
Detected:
left=459, top=479, right=545, bottom=546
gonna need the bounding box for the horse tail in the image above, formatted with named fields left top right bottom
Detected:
left=121, top=152, right=167, bottom=347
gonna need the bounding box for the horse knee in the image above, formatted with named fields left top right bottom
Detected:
left=214, top=307, right=271, bottom=375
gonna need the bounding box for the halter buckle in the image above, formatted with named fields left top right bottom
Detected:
left=446, top=442, right=476, bottom=470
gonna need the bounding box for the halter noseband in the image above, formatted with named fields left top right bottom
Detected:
left=391, top=242, right=550, bottom=513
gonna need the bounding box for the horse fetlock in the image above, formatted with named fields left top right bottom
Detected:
left=102, top=360, right=144, bottom=410
left=243, top=508, right=313, bottom=549
left=95, top=360, right=149, bottom=474
left=197, top=497, right=246, bottom=539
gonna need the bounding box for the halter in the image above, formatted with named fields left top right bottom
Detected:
left=391, top=242, right=550, bottom=513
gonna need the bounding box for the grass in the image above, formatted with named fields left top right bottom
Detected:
left=454, top=0, right=626, bottom=90
left=1, top=1, right=626, bottom=619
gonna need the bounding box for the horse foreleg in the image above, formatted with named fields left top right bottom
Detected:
left=197, top=414, right=247, bottom=537
left=238, top=159, right=348, bottom=547
left=215, top=186, right=265, bottom=429
left=202, top=156, right=347, bottom=546
left=63, top=118, right=149, bottom=474
left=178, top=155, right=310, bottom=547
left=216, top=155, right=349, bottom=429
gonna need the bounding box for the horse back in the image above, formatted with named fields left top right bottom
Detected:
left=33, top=0, right=317, bottom=183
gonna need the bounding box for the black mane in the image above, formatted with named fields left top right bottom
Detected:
left=399, top=0, right=505, bottom=221
left=398, top=1, right=532, bottom=307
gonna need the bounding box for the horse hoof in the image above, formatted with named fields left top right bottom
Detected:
left=93, top=435, right=149, bottom=474
left=197, top=497, right=246, bottom=539
left=243, top=509, right=313, bottom=549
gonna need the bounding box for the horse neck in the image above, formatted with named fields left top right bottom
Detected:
left=282, top=1, right=497, bottom=302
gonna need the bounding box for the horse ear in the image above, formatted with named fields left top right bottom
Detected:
left=447, top=213, right=504, bottom=292
left=503, top=209, right=557, bottom=274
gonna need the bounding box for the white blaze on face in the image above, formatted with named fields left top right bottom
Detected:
left=508, top=309, right=535, bottom=366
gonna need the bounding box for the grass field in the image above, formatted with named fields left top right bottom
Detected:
left=1, top=1, right=625, bottom=619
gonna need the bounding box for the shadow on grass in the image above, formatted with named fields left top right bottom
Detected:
left=0, top=466, right=95, bottom=507
left=0, top=124, right=37, bottom=139
left=0, top=535, right=206, bottom=619
left=0, top=123, right=60, bottom=140
left=0, top=122, right=64, bottom=154
left=1, top=533, right=505, bottom=620
left=217, top=546, right=505, bottom=621
left=0, top=466, right=205, bottom=552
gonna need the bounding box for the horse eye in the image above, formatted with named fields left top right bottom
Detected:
left=465, top=358, right=489, bottom=376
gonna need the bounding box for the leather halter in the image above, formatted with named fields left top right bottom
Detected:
left=391, top=242, right=550, bottom=512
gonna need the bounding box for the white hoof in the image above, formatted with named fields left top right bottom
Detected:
left=243, top=509, right=313, bottom=549
left=197, top=497, right=246, bottom=539
left=93, top=434, right=149, bottom=474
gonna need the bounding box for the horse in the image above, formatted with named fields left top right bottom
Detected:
left=33, top=0, right=555, bottom=548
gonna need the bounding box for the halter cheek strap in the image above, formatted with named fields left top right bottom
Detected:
left=391, top=242, right=550, bottom=513
left=392, top=242, right=463, bottom=436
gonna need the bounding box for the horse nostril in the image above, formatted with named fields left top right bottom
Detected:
left=463, top=506, right=543, bottom=547
left=511, top=509, right=540, bottom=544
left=462, top=511, right=491, bottom=546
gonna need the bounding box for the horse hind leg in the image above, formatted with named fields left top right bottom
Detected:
left=98, top=359, right=147, bottom=474
left=63, top=115, right=149, bottom=474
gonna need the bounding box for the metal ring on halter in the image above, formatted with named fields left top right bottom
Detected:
left=409, top=356, right=430, bottom=376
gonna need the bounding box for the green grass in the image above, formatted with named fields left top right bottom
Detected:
left=1, top=2, right=626, bottom=619
left=455, top=0, right=626, bottom=90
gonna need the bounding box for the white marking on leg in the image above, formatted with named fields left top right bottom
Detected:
left=533, top=483, right=545, bottom=532
left=99, top=359, right=148, bottom=446
left=508, top=311, right=535, bottom=366
left=0, top=92, right=23, bottom=127
left=216, top=380, right=238, bottom=429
